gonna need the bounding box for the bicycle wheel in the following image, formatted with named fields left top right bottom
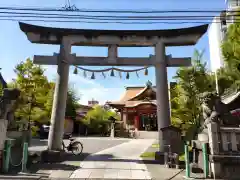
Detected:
left=71, top=141, right=83, bottom=155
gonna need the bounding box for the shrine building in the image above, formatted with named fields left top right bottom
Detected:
left=107, top=81, right=160, bottom=131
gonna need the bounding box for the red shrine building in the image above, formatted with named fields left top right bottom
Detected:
left=107, top=81, right=158, bottom=131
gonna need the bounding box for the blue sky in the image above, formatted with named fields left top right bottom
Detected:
left=0, top=0, right=226, bottom=105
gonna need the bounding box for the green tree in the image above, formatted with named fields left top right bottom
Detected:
left=0, top=83, right=4, bottom=96
left=221, top=10, right=240, bottom=90
left=44, top=82, right=55, bottom=118
left=13, top=58, right=50, bottom=125
left=44, top=83, right=80, bottom=121
left=65, top=88, right=80, bottom=120
left=9, top=58, right=81, bottom=133
left=83, top=105, right=120, bottom=134
left=215, top=68, right=237, bottom=95
left=171, top=50, right=215, bottom=139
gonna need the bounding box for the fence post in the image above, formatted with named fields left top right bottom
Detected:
left=3, top=139, right=11, bottom=173
left=184, top=144, right=190, bottom=178
left=21, top=142, right=28, bottom=172
left=202, top=143, right=209, bottom=178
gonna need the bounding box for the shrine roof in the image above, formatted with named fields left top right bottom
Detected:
left=107, top=85, right=156, bottom=107
left=19, top=22, right=208, bottom=46
left=120, top=86, right=145, bottom=102
left=108, top=100, right=156, bottom=108
left=124, top=100, right=156, bottom=107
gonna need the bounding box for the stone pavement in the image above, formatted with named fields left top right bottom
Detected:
left=70, top=139, right=155, bottom=179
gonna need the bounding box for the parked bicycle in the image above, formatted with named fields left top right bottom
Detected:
left=62, top=137, right=83, bottom=155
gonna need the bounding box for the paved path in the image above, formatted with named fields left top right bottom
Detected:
left=29, top=137, right=130, bottom=154
left=70, top=139, right=155, bottom=179
left=28, top=137, right=130, bottom=179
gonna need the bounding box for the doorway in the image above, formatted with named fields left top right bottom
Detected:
left=139, top=114, right=157, bottom=131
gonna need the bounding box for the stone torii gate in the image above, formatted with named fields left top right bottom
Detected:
left=19, top=22, right=208, bottom=155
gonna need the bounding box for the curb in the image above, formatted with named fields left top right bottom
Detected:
left=0, top=175, right=41, bottom=179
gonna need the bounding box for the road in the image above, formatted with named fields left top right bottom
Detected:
left=29, top=137, right=130, bottom=155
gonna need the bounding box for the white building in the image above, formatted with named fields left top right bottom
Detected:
left=208, top=15, right=226, bottom=72
left=226, top=0, right=240, bottom=11
left=208, top=0, right=240, bottom=72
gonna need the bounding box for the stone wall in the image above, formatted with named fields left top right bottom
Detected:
left=207, top=123, right=240, bottom=178
left=0, top=120, right=8, bottom=170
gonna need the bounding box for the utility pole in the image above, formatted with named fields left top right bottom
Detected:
left=66, top=0, right=71, bottom=7
left=62, top=0, right=78, bottom=11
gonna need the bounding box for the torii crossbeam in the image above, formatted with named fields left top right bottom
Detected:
left=19, top=22, right=208, bottom=157
left=33, top=54, right=191, bottom=67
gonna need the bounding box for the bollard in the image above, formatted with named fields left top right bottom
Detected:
left=184, top=144, right=190, bottom=178
left=3, top=139, right=11, bottom=173
left=21, top=142, right=28, bottom=172
left=202, top=143, right=209, bottom=178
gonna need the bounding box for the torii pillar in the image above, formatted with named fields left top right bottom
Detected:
left=48, top=38, right=71, bottom=150
left=155, top=41, right=171, bottom=153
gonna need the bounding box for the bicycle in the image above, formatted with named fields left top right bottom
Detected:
left=62, top=137, right=83, bottom=155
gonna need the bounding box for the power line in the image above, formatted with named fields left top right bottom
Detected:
left=0, top=6, right=228, bottom=13
left=0, top=15, right=222, bottom=20
left=0, top=18, right=233, bottom=24
left=0, top=12, right=237, bottom=21
left=0, top=11, right=222, bottom=19
left=0, top=10, right=238, bottom=21
left=0, top=6, right=236, bottom=24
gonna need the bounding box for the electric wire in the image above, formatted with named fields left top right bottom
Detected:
left=0, top=18, right=234, bottom=24
left=0, top=6, right=237, bottom=24
left=0, top=6, right=230, bottom=14
left=0, top=11, right=225, bottom=19
left=0, top=15, right=228, bottom=20
left=0, top=11, right=236, bottom=22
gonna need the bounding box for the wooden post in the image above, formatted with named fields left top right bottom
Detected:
left=134, top=115, right=139, bottom=130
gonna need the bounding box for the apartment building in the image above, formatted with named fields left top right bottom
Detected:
left=208, top=0, right=240, bottom=72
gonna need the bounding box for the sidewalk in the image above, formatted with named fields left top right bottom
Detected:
left=70, top=139, right=155, bottom=179
left=140, top=143, right=213, bottom=180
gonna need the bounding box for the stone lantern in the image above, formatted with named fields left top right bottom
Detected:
left=109, top=116, right=116, bottom=138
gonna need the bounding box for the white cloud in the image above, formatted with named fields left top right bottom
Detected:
left=69, top=74, right=102, bottom=88
left=77, top=87, right=124, bottom=105
left=71, top=75, right=124, bottom=105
